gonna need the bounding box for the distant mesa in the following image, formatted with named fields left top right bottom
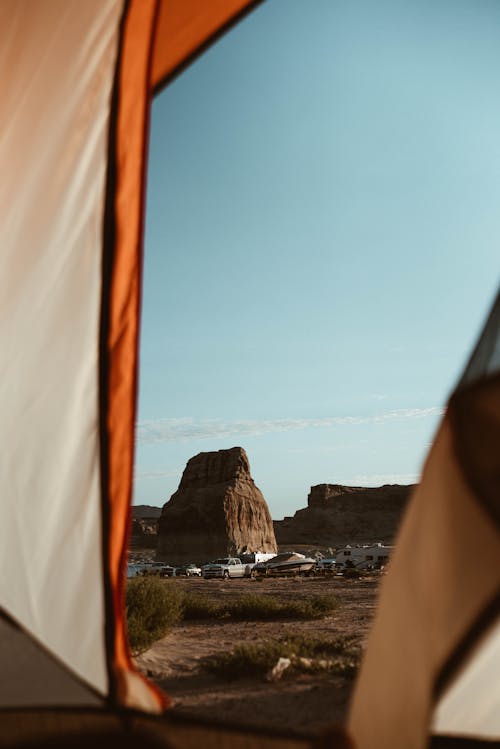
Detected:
left=157, top=447, right=278, bottom=564
left=129, top=505, right=161, bottom=549
left=132, top=505, right=162, bottom=519
left=274, top=482, right=414, bottom=547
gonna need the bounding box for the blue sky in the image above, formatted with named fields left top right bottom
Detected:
left=134, top=0, right=500, bottom=519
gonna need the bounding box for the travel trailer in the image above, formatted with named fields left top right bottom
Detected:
left=336, top=543, right=394, bottom=569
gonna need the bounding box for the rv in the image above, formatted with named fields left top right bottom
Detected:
left=336, top=543, right=394, bottom=569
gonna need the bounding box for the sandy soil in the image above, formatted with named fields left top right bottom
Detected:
left=135, top=575, right=381, bottom=736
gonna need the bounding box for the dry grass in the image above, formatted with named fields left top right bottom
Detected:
left=203, top=631, right=361, bottom=679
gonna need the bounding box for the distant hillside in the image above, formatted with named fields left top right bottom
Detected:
left=274, top=483, right=415, bottom=548
left=132, top=505, right=162, bottom=519
left=130, top=506, right=160, bottom=548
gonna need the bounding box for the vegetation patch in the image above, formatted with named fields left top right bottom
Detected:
left=203, top=632, right=361, bottom=680
left=181, top=592, right=224, bottom=620
left=180, top=592, right=338, bottom=621
left=126, top=577, right=183, bottom=654
left=126, top=584, right=338, bottom=653
left=226, top=593, right=337, bottom=621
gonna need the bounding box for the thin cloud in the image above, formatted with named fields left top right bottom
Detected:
left=133, top=469, right=181, bottom=480
left=136, top=407, right=443, bottom=445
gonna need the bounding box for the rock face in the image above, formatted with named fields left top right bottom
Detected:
left=132, top=505, right=162, bottom=519
left=157, top=447, right=277, bottom=564
left=274, top=483, right=414, bottom=548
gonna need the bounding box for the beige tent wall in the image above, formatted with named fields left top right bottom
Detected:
left=349, top=378, right=500, bottom=748
left=0, top=0, right=124, bottom=696
left=432, top=617, right=500, bottom=738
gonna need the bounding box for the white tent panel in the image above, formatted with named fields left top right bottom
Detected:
left=432, top=616, right=500, bottom=739
left=0, top=0, right=123, bottom=695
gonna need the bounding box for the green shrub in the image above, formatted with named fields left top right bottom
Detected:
left=225, top=594, right=283, bottom=620
left=126, top=577, right=183, bottom=654
left=226, top=593, right=337, bottom=621
left=344, top=568, right=361, bottom=579
left=277, top=632, right=358, bottom=658
left=204, top=632, right=361, bottom=679
left=204, top=641, right=288, bottom=678
left=180, top=591, right=338, bottom=622
left=181, top=592, right=224, bottom=620
left=306, top=594, right=338, bottom=617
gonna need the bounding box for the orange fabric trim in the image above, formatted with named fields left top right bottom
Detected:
left=106, top=0, right=261, bottom=712
left=106, top=0, right=168, bottom=712
left=151, top=0, right=261, bottom=91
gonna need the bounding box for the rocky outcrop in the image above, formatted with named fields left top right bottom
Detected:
left=157, top=447, right=277, bottom=564
left=132, top=505, right=162, bottom=519
left=129, top=506, right=160, bottom=548
left=274, top=483, right=414, bottom=548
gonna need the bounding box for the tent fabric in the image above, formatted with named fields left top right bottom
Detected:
left=0, top=611, right=103, bottom=707
left=2, top=0, right=499, bottom=744
left=101, top=0, right=167, bottom=713
left=349, top=293, right=500, bottom=748
left=457, top=289, right=500, bottom=389
left=0, top=709, right=329, bottom=749
left=448, top=373, right=500, bottom=527
left=0, top=0, right=124, bottom=699
left=0, top=0, right=265, bottom=719
left=348, top=398, right=500, bottom=749
left=432, top=616, right=500, bottom=738
left=430, top=739, right=500, bottom=749
left=150, top=0, right=263, bottom=93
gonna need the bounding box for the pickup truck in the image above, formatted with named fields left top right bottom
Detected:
left=201, top=557, right=246, bottom=579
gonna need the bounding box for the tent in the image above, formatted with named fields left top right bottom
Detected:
left=0, top=1, right=498, bottom=747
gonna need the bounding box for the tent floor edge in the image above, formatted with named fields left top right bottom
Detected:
left=429, top=735, right=500, bottom=748
left=0, top=707, right=357, bottom=749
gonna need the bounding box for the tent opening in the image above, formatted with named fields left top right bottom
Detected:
left=130, top=0, right=500, bottom=739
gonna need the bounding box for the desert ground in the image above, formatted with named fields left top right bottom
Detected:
left=135, top=574, right=381, bottom=737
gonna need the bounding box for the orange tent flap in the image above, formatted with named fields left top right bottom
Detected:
left=151, top=0, right=262, bottom=93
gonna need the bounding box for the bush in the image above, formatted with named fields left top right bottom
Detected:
left=226, top=594, right=284, bottom=620
left=180, top=591, right=338, bottom=622
left=205, top=641, right=286, bottom=678
left=181, top=592, right=223, bottom=620
left=231, top=593, right=337, bottom=620
left=204, top=632, right=361, bottom=679
left=306, top=594, right=339, bottom=617
left=344, top=568, right=361, bottom=579
left=126, top=577, right=183, bottom=654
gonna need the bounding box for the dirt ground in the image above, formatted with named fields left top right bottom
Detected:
left=135, top=575, right=381, bottom=737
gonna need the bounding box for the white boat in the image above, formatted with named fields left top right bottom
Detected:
left=254, top=551, right=316, bottom=575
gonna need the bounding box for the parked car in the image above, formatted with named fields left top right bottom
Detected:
left=147, top=563, right=175, bottom=577
left=316, top=557, right=336, bottom=573
left=202, top=558, right=246, bottom=579
left=176, top=563, right=202, bottom=577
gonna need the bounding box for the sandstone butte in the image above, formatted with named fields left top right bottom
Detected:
left=157, top=447, right=278, bottom=564
left=273, top=482, right=415, bottom=548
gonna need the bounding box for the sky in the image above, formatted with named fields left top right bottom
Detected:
left=134, top=0, right=500, bottom=520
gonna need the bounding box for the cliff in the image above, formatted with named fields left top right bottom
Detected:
left=157, top=447, right=277, bottom=564
left=274, top=483, right=414, bottom=547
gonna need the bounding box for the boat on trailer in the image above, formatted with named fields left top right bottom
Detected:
left=255, top=551, right=316, bottom=576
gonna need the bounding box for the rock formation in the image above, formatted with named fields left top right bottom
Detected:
left=274, top=483, right=414, bottom=548
left=157, top=447, right=277, bottom=564
left=132, top=505, right=162, bottom=519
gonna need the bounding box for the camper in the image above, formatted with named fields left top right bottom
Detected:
left=336, top=543, right=394, bottom=569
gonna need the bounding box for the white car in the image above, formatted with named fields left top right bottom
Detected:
left=202, top=558, right=246, bottom=579
left=176, top=563, right=202, bottom=577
